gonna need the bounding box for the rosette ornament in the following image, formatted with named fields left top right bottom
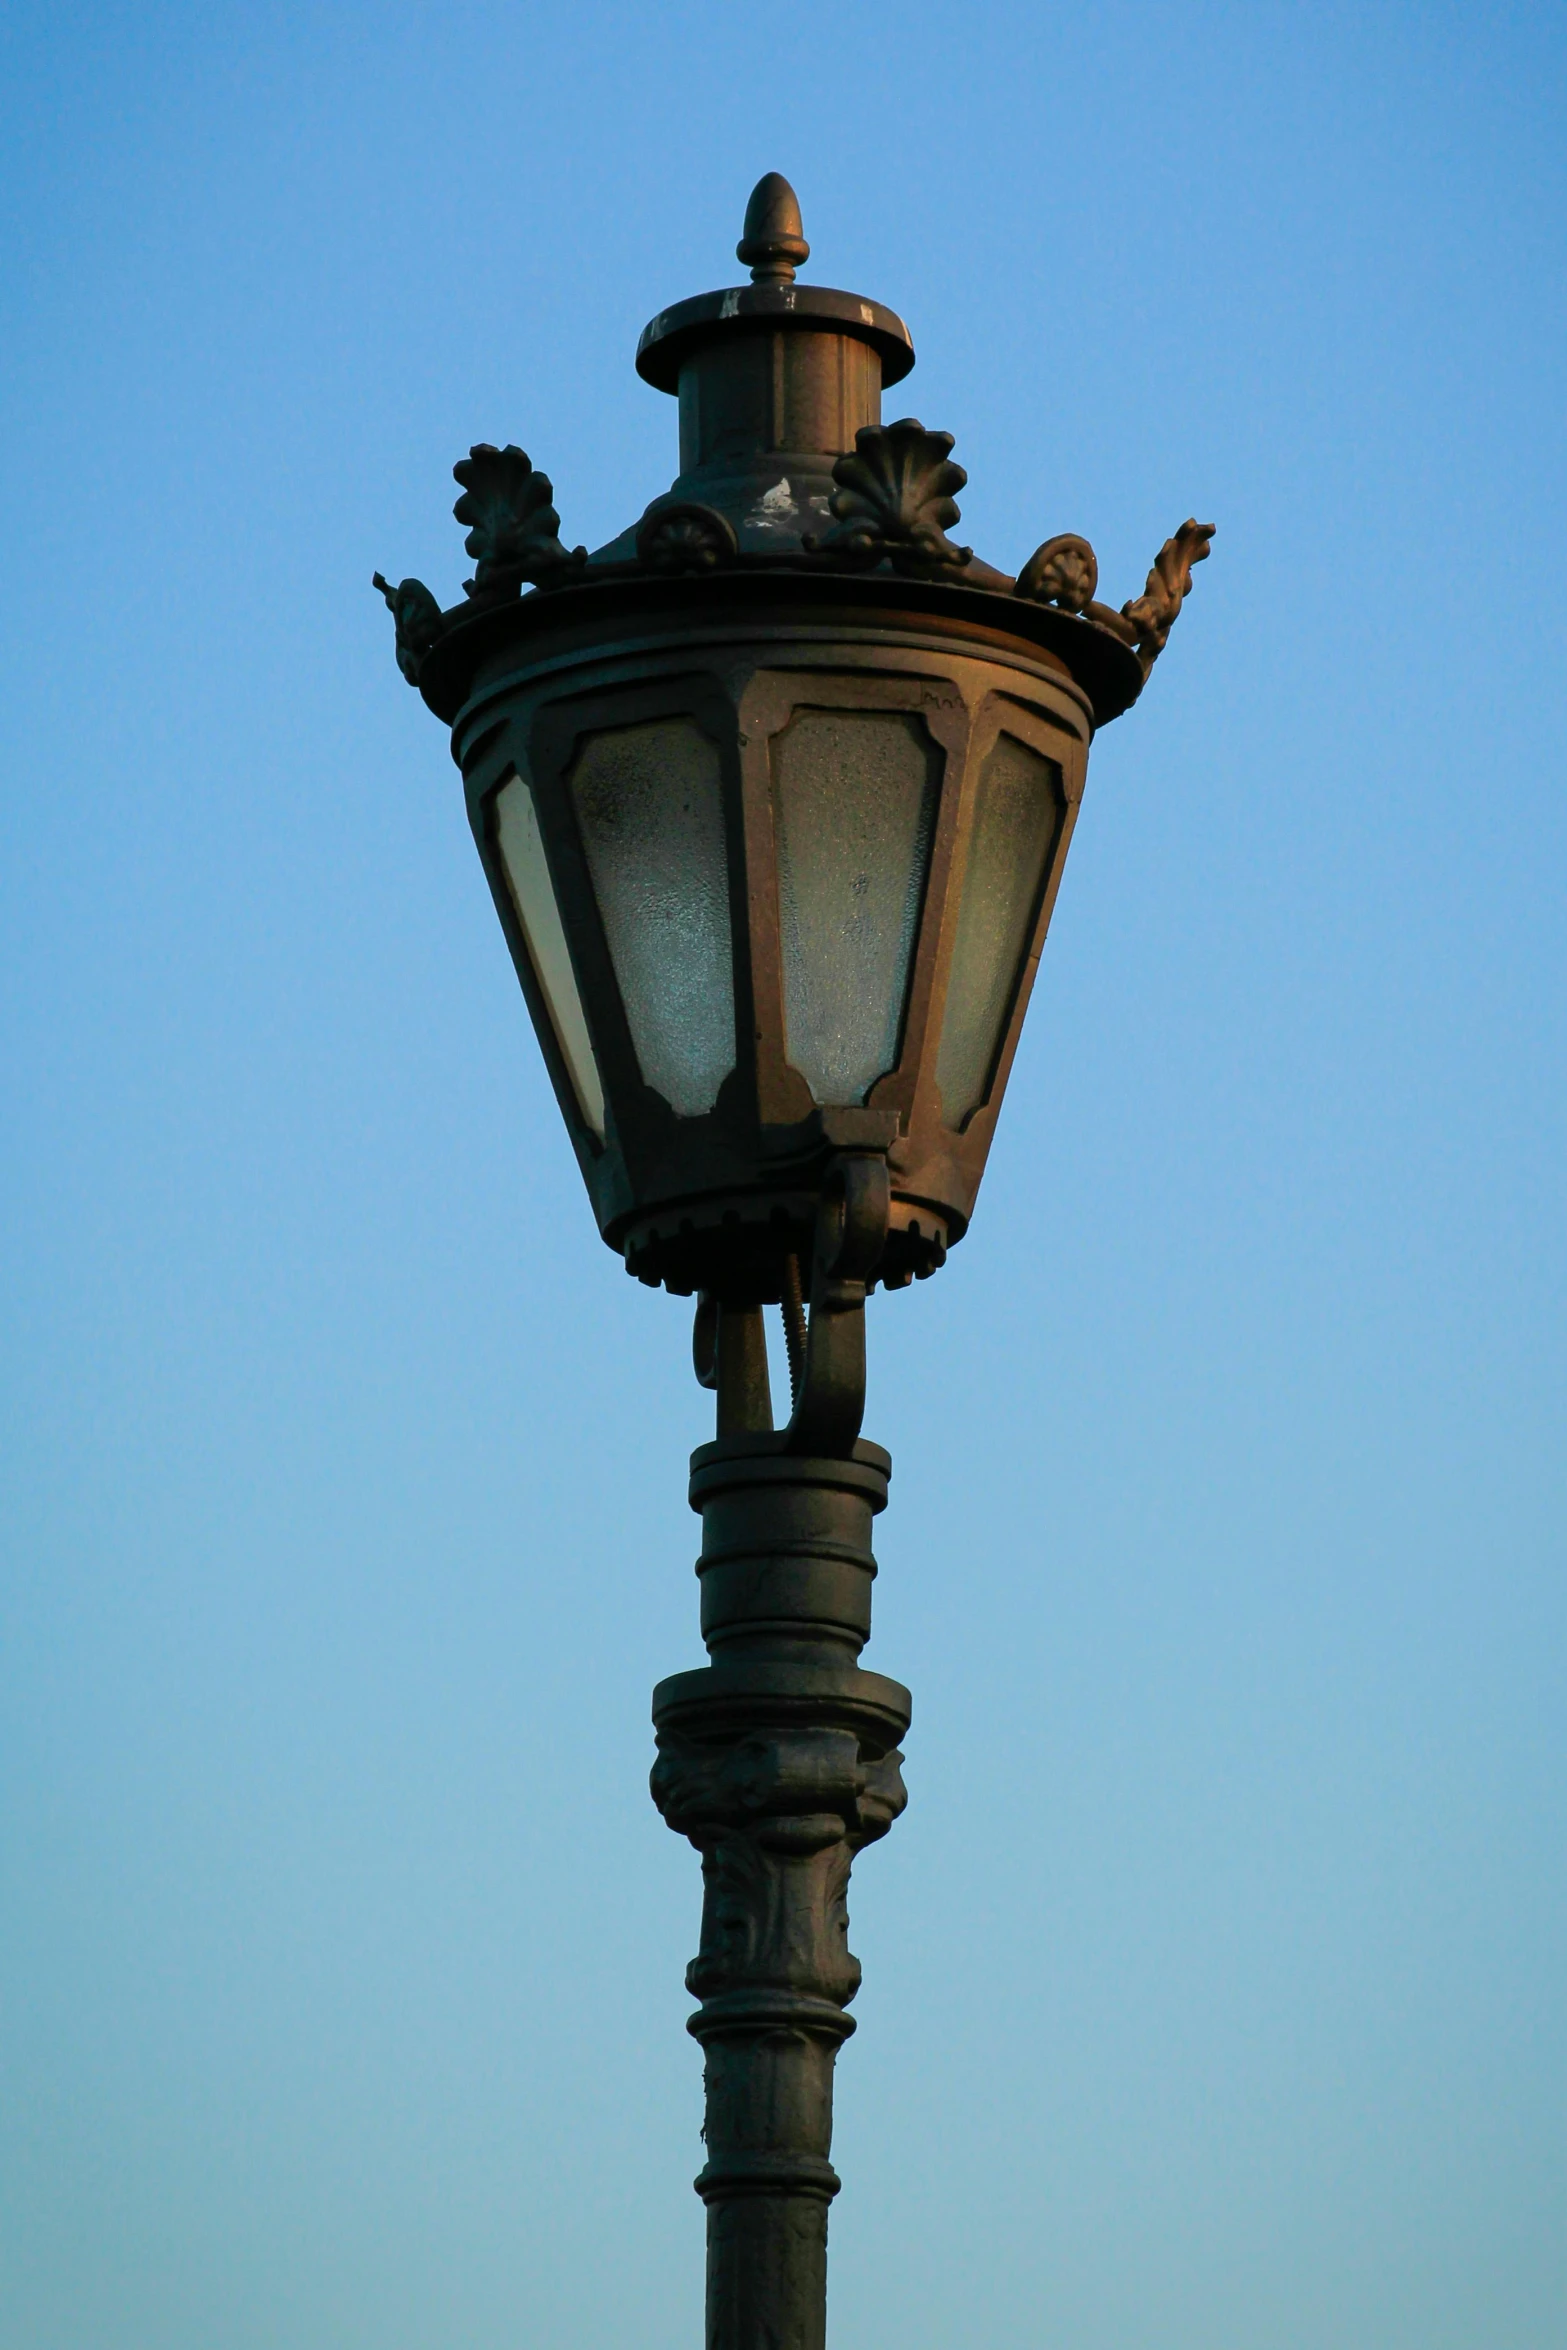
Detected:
left=635, top=500, right=738, bottom=574
left=1015, top=533, right=1099, bottom=613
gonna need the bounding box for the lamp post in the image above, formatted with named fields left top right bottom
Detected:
left=376, top=173, right=1211, bottom=2350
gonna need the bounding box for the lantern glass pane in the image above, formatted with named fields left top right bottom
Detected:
left=494, top=771, right=606, bottom=1140
left=570, top=717, right=736, bottom=1118
left=772, top=709, right=939, bottom=1106
left=936, top=734, right=1061, bottom=1127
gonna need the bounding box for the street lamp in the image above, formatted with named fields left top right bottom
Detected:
left=376, top=172, right=1210, bottom=2350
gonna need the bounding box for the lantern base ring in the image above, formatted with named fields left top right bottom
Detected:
left=622, top=1183, right=950, bottom=1300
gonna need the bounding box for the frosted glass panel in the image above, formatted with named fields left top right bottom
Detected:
left=936, top=733, right=1061, bottom=1128
left=494, top=772, right=606, bottom=1140
left=570, top=717, right=735, bottom=1117
left=772, top=709, right=939, bottom=1106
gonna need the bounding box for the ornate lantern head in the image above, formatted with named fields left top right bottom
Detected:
left=377, top=174, right=1210, bottom=1363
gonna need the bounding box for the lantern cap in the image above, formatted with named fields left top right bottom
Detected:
left=635, top=175, right=915, bottom=393
left=381, top=173, right=1209, bottom=741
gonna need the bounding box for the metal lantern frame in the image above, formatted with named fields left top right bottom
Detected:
left=437, top=580, right=1096, bottom=1302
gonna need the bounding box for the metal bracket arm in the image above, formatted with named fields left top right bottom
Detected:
left=784, top=1151, right=889, bottom=1459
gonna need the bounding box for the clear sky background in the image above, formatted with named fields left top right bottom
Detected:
left=1, top=6, right=1563, bottom=2347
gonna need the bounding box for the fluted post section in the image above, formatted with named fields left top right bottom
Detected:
left=652, top=1436, right=910, bottom=2350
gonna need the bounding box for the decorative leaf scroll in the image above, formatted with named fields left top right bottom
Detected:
left=1013, top=517, right=1215, bottom=678
left=1118, top=519, right=1215, bottom=675
left=1015, top=533, right=1099, bottom=613
left=805, top=418, right=972, bottom=578
left=636, top=499, right=738, bottom=575
left=451, top=443, right=587, bottom=596
left=372, top=573, right=445, bottom=686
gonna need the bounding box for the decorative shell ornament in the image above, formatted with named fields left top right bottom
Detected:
left=450, top=443, right=586, bottom=596
left=806, top=418, right=972, bottom=577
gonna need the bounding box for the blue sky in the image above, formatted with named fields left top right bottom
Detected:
left=1, top=6, right=1563, bottom=2347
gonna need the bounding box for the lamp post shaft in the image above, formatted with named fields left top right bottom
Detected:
left=651, top=1403, right=910, bottom=2350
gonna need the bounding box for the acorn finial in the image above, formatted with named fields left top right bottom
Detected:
left=736, top=173, right=809, bottom=284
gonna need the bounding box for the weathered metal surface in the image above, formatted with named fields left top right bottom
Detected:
left=374, top=170, right=1214, bottom=2350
